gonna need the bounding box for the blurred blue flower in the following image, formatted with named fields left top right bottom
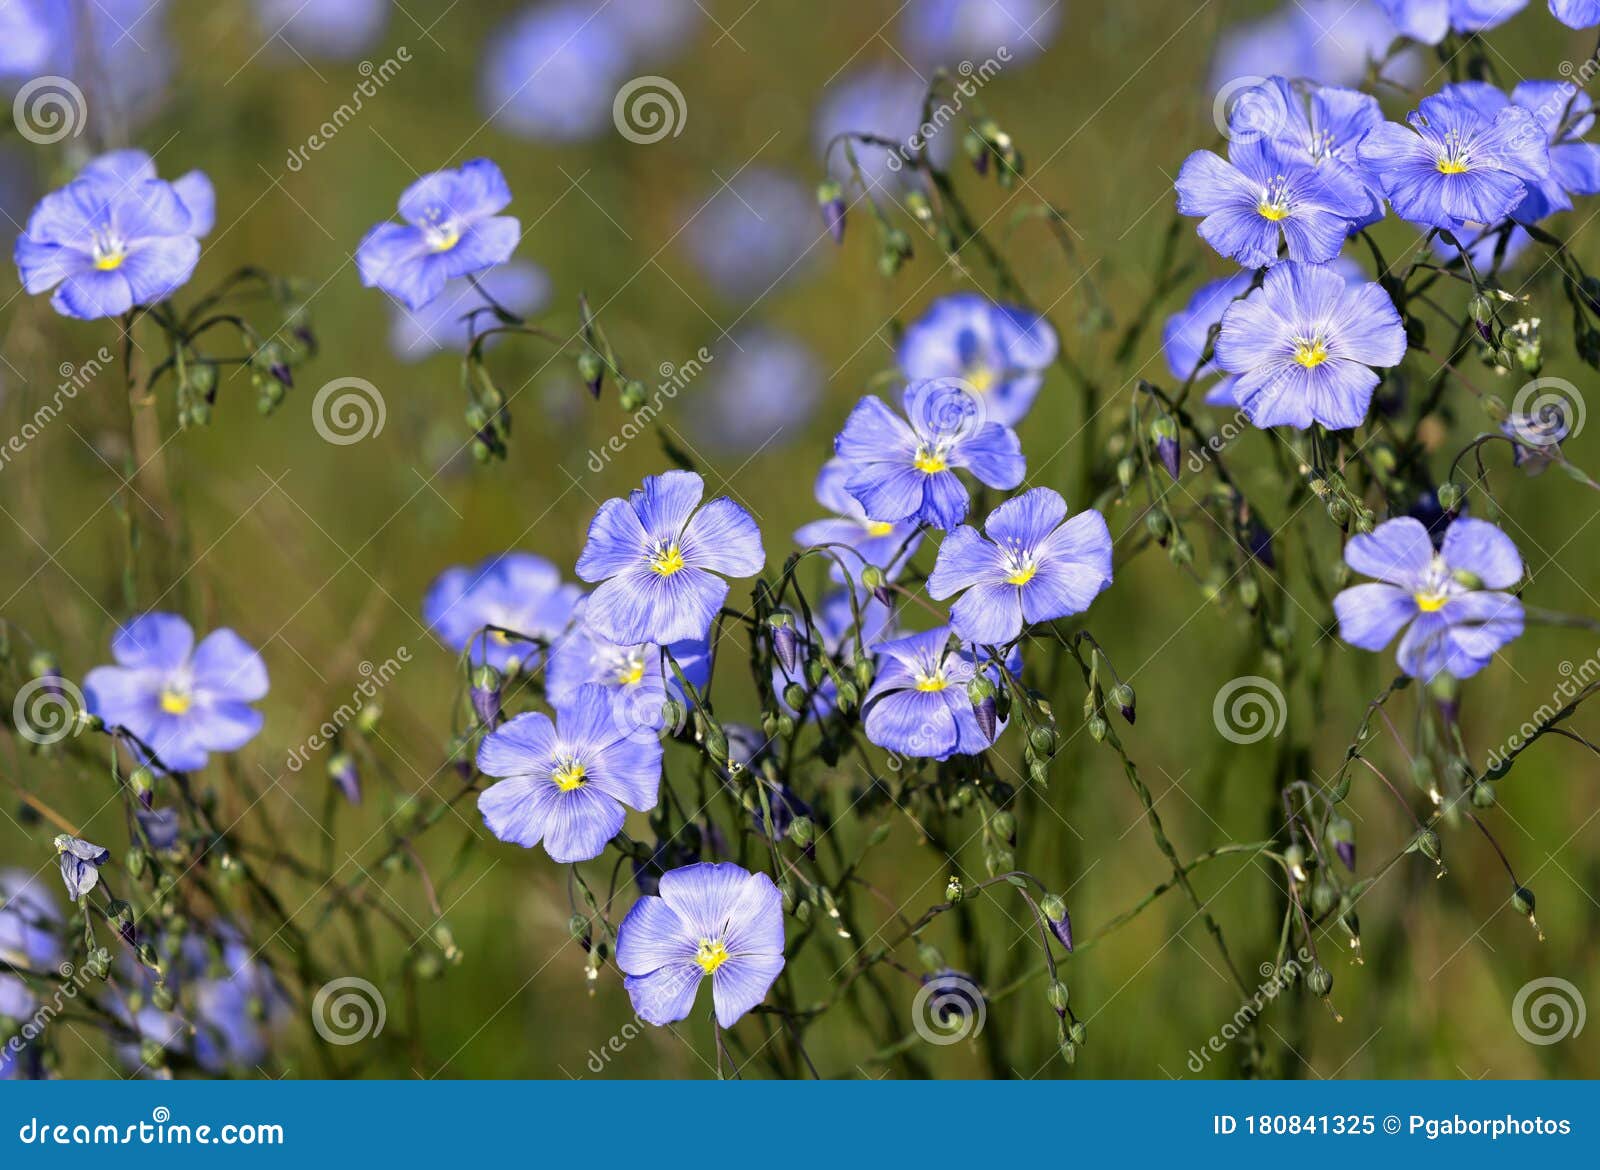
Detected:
left=84, top=614, right=269, bottom=773
left=861, top=627, right=1014, bottom=759
left=617, top=861, right=785, bottom=1026
left=694, top=327, right=821, bottom=453
left=575, top=470, right=765, bottom=645
left=1552, top=0, right=1600, bottom=25
left=900, top=0, right=1061, bottom=67
left=1211, top=0, right=1413, bottom=90
left=476, top=684, right=663, bottom=862
left=356, top=158, right=520, bottom=311
left=423, top=552, right=582, bottom=673
left=685, top=168, right=820, bottom=301
left=601, top=0, right=702, bottom=61
left=794, top=457, right=924, bottom=582
left=254, top=0, right=389, bottom=60
left=1375, top=0, right=1524, bottom=43
left=388, top=260, right=551, bottom=361
left=546, top=596, right=710, bottom=730
left=1163, top=270, right=1257, bottom=406
left=1, top=868, right=61, bottom=1058
left=481, top=2, right=631, bottom=142
left=14, top=165, right=202, bottom=320
left=1358, top=85, right=1550, bottom=230
left=1215, top=260, right=1405, bottom=430
left=0, top=0, right=174, bottom=133
left=928, top=487, right=1112, bottom=645
left=1334, top=516, right=1524, bottom=680
left=834, top=378, right=1025, bottom=531
left=898, top=293, right=1058, bottom=427
left=815, top=66, right=953, bottom=196
left=1177, top=138, right=1370, bottom=267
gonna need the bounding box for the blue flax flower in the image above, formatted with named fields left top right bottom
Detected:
left=617, top=862, right=785, bottom=1027
left=898, top=293, right=1058, bottom=428
left=423, top=552, right=581, bottom=672
left=834, top=378, right=1025, bottom=531
left=476, top=684, right=663, bottom=862
left=793, top=457, right=923, bottom=582
left=14, top=166, right=201, bottom=320
left=1334, top=516, right=1524, bottom=680
left=1552, top=0, right=1600, bottom=25
left=84, top=613, right=269, bottom=773
left=356, top=159, right=520, bottom=311
left=1358, top=87, right=1550, bottom=230
left=1375, top=0, right=1525, bottom=42
left=575, top=470, right=765, bottom=645
left=684, top=168, right=819, bottom=302
left=861, top=627, right=1014, bottom=759
left=1163, top=270, right=1258, bottom=406
left=546, top=597, right=710, bottom=736
left=1176, top=137, right=1370, bottom=267
left=928, top=488, right=1112, bottom=645
left=694, top=327, right=821, bottom=454
left=77, top=149, right=215, bottom=238
left=480, top=2, right=631, bottom=143
left=1229, top=77, right=1385, bottom=226
left=1449, top=81, right=1600, bottom=222
left=54, top=836, right=110, bottom=903
left=1215, top=260, right=1406, bottom=430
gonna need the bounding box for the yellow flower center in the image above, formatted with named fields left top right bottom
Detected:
left=913, top=446, right=948, bottom=474
left=650, top=544, right=686, bottom=576
left=159, top=689, right=192, bottom=716
left=427, top=223, right=460, bottom=252
left=616, top=660, right=645, bottom=686
left=965, top=365, right=997, bottom=393
left=1007, top=563, right=1037, bottom=587
left=95, top=251, right=126, bottom=271
left=695, top=938, right=730, bottom=974
left=914, top=670, right=949, bottom=693
left=1294, top=339, right=1329, bottom=368
left=865, top=520, right=895, bottom=537
left=1257, top=200, right=1290, bottom=222
left=1436, top=155, right=1471, bottom=175
left=553, top=761, right=587, bottom=792
left=1414, top=591, right=1450, bottom=614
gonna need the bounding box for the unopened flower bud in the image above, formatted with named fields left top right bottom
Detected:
left=816, top=179, right=846, bottom=245
left=328, top=750, right=361, bottom=805
left=470, top=663, right=503, bottom=728
left=1041, top=893, right=1073, bottom=952
left=1109, top=682, right=1135, bottom=724
left=129, top=766, right=156, bottom=809
left=1307, top=965, right=1333, bottom=997
left=619, top=380, right=646, bottom=411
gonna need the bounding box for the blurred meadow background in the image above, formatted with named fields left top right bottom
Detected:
left=2, top=0, right=1599, bottom=1079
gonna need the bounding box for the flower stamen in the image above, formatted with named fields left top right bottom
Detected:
left=695, top=938, right=730, bottom=973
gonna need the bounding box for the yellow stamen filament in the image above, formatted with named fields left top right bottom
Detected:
left=1414, top=592, right=1449, bottom=614
left=95, top=251, right=125, bottom=271
left=650, top=544, right=686, bottom=576
left=695, top=939, right=730, bottom=974
left=616, top=661, right=645, bottom=686
left=1436, top=157, right=1470, bottom=175
left=1006, top=563, right=1038, bottom=587
left=914, top=671, right=948, bottom=693
left=553, top=761, right=587, bottom=792
left=1294, top=340, right=1329, bottom=369
left=1257, top=201, right=1289, bottom=222
left=865, top=520, right=895, bottom=537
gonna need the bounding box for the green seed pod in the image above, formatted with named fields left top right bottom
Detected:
left=1307, top=965, right=1333, bottom=997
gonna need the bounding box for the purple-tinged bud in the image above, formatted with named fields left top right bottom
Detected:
left=1109, top=682, right=1135, bottom=725
left=270, top=363, right=293, bottom=388
left=1326, top=814, right=1355, bottom=872
left=972, top=695, right=997, bottom=741
left=577, top=350, right=604, bottom=399
left=1151, top=417, right=1180, bottom=481
left=471, top=663, right=503, bottom=728
left=816, top=179, right=846, bottom=245
left=872, top=584, right=892, bottom=609
left=1041, top=893, right=1073, bottom=952
left=129, top=766, right=156, bottom=810
left=769, top=612, right=799, bottom=675
left=328, top=751, right=361, bottom=805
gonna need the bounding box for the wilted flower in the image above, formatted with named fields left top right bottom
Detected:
left=54, top=836, right=110, bottom=902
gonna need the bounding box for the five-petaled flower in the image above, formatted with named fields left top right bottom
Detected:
left=1333, top=515, right=1525, bottom=680
left=476, top=683, right=663, bottom=863
left=1357, top=85, right=1550, bottom=230
left=84, top=613, right=269, bottom=773
left=833, top=378, right=1025, bottom=531
left=793, top=457, right=923, bottom=583
left=861, top=627, right=1015, bottom=760
left=423, top=552, right=582, bottom=672
left=897, top=293, right=1060, bottom=428
left=575, top=470, right=765, bottom=646
left=617, top=862, right=785, bottom=1027
left=1214, top=260, right=1406, bottom=430
left=356, top=158, right=520, bottom=311
left=928, top=487, right=1113, bottom=645
left=546, top=597, right=710, bottom=736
